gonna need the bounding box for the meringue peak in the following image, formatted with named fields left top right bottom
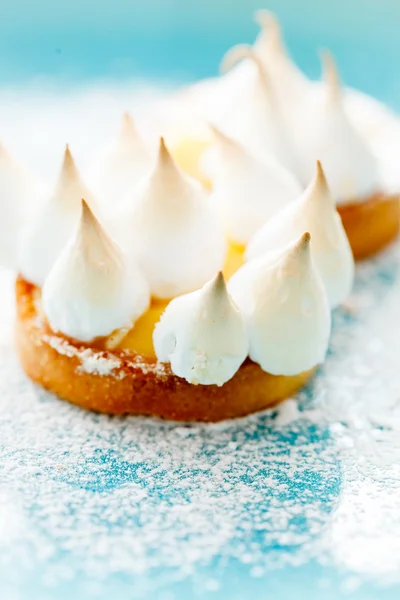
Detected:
left=87, top=111, right=152, bottom=209
left=315, top=160, right=329, bottom=191
left=196, top=271, right=237, bottom=322
left=120, top=111, right=137, bottom=140
left=54, top=145, right=92, bottom=208
left=80, top=197, right=93, bottom=224
left=118, top=111, right=148, bottom=155
left=210, top=125, right=237, bottom=149
left=142, top=136, right=198, bottom=214
left=63, top=143, right=74, bottom=167
left=254, top=232, right=312, bottom=304
left=42, top=200, right=150, bottom=342
left=153, top=271, right=248, bottom=386
left=208, top=269, right=226, bottom=293
left=294, top=50, right=382, bottom=203
left=228, top=232, right=331, bottom=376
left=281, top=231, right=312, bottom=276
left=306, top=160, right=335, bottom=209
left=78, top=199, right=119, bottom=268
left=254, top=10, right=284, bottom=55
left=253, top=10, right=309, bottom=92
left=209, top=125, right=302, bottom=244
left=210, top=125, right=249, bottom=161
left=18, top=148, right=96, bottom=286
left=0, top=140, right=37, bottom=270
left=245, top=162, right=355, bottom=308
left=221, top=44, right=271, bottom=93
left=290, top=230, right=311, bottom=256
left=200, top=270, right=231, bottom=313
left=321, top=50, right=342, bottom=104
left=157, top=136, right=179, bottom=173
left=60, top=144, right=79, bottom=184
left=125, top=137, right=226, bottom=298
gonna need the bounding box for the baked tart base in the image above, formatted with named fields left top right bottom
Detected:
left=338, top=193, right=400, bottom=260
left=15, top=277, right=315, bottom=422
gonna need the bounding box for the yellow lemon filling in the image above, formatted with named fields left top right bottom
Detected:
left=171, top=136, right=212, bottom=189
left=117, top=242, right=245, bottom=358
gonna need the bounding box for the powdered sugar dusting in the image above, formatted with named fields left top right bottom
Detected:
left=41, top=332, right=168, bottom=378
left=42, top=333, right=76, bottom=358
left=77, top=349, right=123, bottom=376
left=42, top=333, right=123, bottom=376
left=1, top=242, right=400, bottom=598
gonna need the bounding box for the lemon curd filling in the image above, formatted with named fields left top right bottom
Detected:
left=117, top=242, right=245, bottom=358
left=171, top=136, right=212, bottom=189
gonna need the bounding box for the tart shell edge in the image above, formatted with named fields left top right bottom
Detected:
left=15, top=277, right=315, bottom=422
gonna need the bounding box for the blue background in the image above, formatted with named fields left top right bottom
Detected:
left=1, top=1, right=400, bottom=107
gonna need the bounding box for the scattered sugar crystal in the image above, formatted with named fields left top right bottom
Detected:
left=274, top=399, right=300, bottom=426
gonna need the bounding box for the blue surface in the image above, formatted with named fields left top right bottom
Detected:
left=1, top=3, right=400, bottom=599
left=1, top=249, right=400, bottom=600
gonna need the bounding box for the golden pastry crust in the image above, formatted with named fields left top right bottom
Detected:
left=328, top=193, right=398, bottom=260
left=15, top=277, right=315, bottom=422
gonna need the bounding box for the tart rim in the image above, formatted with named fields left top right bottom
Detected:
left=15, top=276, right=316, bottom=422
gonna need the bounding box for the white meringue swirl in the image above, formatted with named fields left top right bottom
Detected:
left=18, top=146, right=97, bottom=286
left=154, top=271, right=248, bottom=385
left=209, top=126, right=302, bottom=244
left=229, top=232, right=331, bottom=376
left=295, top=52, right=382, bottom=201
left=42, top=200, right=150, bottom=342
left=215, top=45, right=293, bottom=168
left=246, top=161, right=354, bottom=308
left=0, top=142, right=41, bottom=269
left=123, top=137, right=226, bottom=299
left=89, top=112, right=153, bottom=207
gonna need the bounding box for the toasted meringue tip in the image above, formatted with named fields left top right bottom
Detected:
left=220, top=44, right=266, bottom=78
left=78, top=199, right=118, bottom=260
left=80, top=197, right=91, bottom=215
left=209, top=124, right=236, bottom=148
left=212, top=270, right=226, bottom=290
left=315, top=159, right=328, bottom=187
left=254, top=9, right=280, bottom=37
left=283, top=232, right=311, bottom=263
left=62, top=144, right=76, bottom=172
left=321, top=49, right=341, bottom=98
left=80, top=198, right=98, bottom=228
left=121, top=111, right=136, bottom=134
left=122, top=110, right=133, bottom=124
left=204, top=271, right=231, bottom=309
left=157, top=136, right=177, bottom=170
left=158, top=135, right=168, bottom=155
left=311, top=160, right=335, bottom=202
left=299, top=231, right=311, bottom=246
left=283, top=232, right=312, bottom=265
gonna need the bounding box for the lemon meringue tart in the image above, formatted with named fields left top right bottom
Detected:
left=171, top=11, right=400, bottom=260
left=13, top=139, right=344, bottom=422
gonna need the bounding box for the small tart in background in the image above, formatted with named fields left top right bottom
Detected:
left=170, top=133, right=400, bottom=261
left=337, top=194, right=400, bottom=260
left=168, top=15, right=400, bottom=261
